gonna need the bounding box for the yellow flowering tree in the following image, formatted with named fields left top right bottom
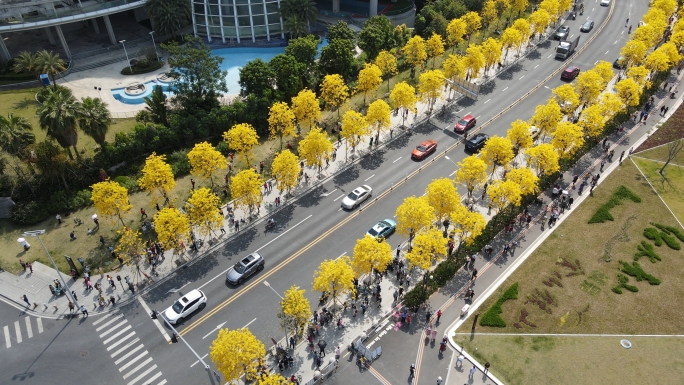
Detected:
left=91, top=180, right=132, bottom=226
left=267, top=102, right=297, bottom=150
left=395, top=195, right=435, bottom=244
left=320, top=74, right=349, bottom=119
left=224, top=123, right=259, bottom=167
left=298, top=126, right=333, bottom=176
left=365, top=99, right=392, bottom=138
left=230, top=169, right=264, bottom=215
left=375, top=50, right=398, bottom=93
left=425, top=177, right=461, bottom=223
left=480, top=136, right=514, bottom=176
left=187, top=141, right=228, bottom=187
left=312, top=257, right=356, bottom=307
left=450, top=204, right=486, bottom=248
left=418, top=69, right=444, bottom=114
left=271, top=149, right=300, bottom=195
left=488, top=180, right=522, bottom=213
left=551, top=121, right=584, bottom=158
left=356, top=63, right=383, bottom=105
left=291, top=88, right=321, bottom=131
left=341, top=110, right=369, bottom=153
left=389, top=81, right=417, bottom=127
left=455, top=155, right=488, bottom=197
left=210, top=328, right=265, bottom=385
left=506, top=167, right=539, bottom=196
left=526, top=143, right=560, bottom=176
left=154, top=207, right=190, bottom=251
left=186, top=187, right=223, bottom=236
left=426, top=33, right=445, bottom=68
left=351, top=235, right=393, bottom=278
left=279, top=285, right=312, bottom=338
left=115, top=227, right=145, bottom=266
left=137, top=152, right=176, bottom=206
left=403, top=35, right=427, bottom=77
left=405, top=227, right=445, bottom=270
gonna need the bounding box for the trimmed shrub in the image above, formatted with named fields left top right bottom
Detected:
left=121, top=60, right=163, bottom=75
left=167, top=149, right=191, bottom=176
left=114, top=175, right=138, bottom=192
left=588, top=185, right=641, bottom=223
left=480, top=282, right=518, bottom=327
left=403, top=287, right=430, bottom=312
left=11, top=201, right=49, bottom=225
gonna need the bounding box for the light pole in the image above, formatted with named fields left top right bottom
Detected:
left=159, top=314, right=219, bottom=383
left=263, top=281, right=290, bottom=343
left=149, top=31, right=160, bottom=62
left=23, top=230, right=80, bottom=308
left=120, top=40, right=132, bottom=74
left=444, top=155, right=457, bottom=166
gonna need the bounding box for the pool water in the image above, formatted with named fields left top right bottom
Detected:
left=111, top=39, right=328, bottom=104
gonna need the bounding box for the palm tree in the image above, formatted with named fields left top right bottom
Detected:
left=0, top=113, right=36, bottom=180
left=78, top=97, right=111, bottom=147
left=34, top=51, right=66, bottom=89
left=144, top=85, right=168, bottom=126
left=12, top=51, right=38, bottom=78
left=280, top=0, right=318, bottom=29
left=37, top=88, right=81, bottom=160
left=146, top=0, right=191, bottom=38
left=283, top=15, right=310, bottom=39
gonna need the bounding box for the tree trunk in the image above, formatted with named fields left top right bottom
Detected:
left=72, top=144, right=81, bottom=160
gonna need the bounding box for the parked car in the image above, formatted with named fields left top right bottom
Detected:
left=555, top=26, right=570, bottom=40
left=465, top=133, right=489, bottom=153
left=411, top=139, right=438, bottom=160
left=454, top=115, right=476, bottom=133
left=164, top=289, right=207, bottom=325
left=341, top=185, right=372, bottom=210
left=226, top=253, right=265, bottom=285
left=600, top=0, right=610, bottom=6
left=367, top=219, right=397, bottom=240
left=561, top=66, right=581, bottom=80
left=580, top=20, right=594, bottom=32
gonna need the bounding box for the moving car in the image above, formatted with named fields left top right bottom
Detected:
left=561, top=66, right=581, bottom=80
left=600, top=0, right=610, bottom=5
left=580, top=20, right=594, bottom=32
left=555, top=26, right=570, bottom=40
left=367, top=219, right=396, bottom=240
left=465, top=133, right=489, bottom=153
left=454, top=115, right=476, bottom=133
left=226, top=252, right=265, bottom=285
left=613, top=56, right=625, bottom=69
left=164, top=289, right=207, bottom=324
left=341, top=185, right=372, bottom=209
left=411, top=139, right=438, bottom=160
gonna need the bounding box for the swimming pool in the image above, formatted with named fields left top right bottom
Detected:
left=111, top=39, right=328, bottom=104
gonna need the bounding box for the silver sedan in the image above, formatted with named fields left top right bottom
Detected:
left=340, top=185, right=373, bottom=210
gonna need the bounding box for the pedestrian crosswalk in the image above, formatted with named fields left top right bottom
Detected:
left=2, top=316, right=44, bottom=349
left=93, top=312, right=167, bottom=385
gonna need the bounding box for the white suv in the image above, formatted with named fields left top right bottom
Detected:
left=164, top=289, right=207, bottom=324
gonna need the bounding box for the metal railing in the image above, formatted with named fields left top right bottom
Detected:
left=0, top=0, right=147, bottom=26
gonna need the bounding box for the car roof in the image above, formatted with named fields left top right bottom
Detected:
left=180, top=289, right=203, bottom=303
left=420, top=139, right=436, bottom=146
left=565, top=66, right=579, bottom=71
left=240, top=253, right=261, bottom=265
left=560, top=26, right=569, bottom=30
left=469, top=133, right=488, bottom=142
left=461, top=114, right=474, bottom=120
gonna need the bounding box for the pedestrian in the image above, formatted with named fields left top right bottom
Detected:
left=335, top=346, right=341, bottom=360
left=140, top=208, right=147, bottom=219
left=472, top=268, right=478, bottom=280
left=27, top=261, right=33, bottom=273
left=110, top=296, right=116, bottom=306
left=602, top=137, right=608, bottom=148
left=259, top=161, right=264, bottom=173
left=70, top=231, right=76, bottom=240
left=484, top=362, right=490, bottom=374
left=661, top=105, right=666, bottom=115
left=409, top=364, right=415, bottom=377
left=457, top=354, right=465, bottom=367
left=665, top=106, right=669, bottom=115
left=191, top=178, right=195, bottom=189
left=608, top=150, right=614, bottom=162
left=80, top=305, right=88, bottom=317
left=68, top=301, right=75, bottom=313
left=437, top=376, right=442, bottom=385
left=22, top=294, right=30, bottom=307
left=470, top=254, right=476, bottom=268
left=19, top=259, right=26, bottom=271
left=235, top=221, right=239, bottom=232
left=426, top=311, right=432, bottom=324
left=93, top=217, right=99, bottom=227
left=664, top=81, right=669, bottom=90
left=436, top=309, right=442, bottom=323
left=485, top=244, right=493, bottom=257
left=619, top=151, right=625, bottom=164
left=469, top=365, right=477, bottom=379
left=56, top=214, right=62, bottom=225
left=625, top=18, right=629, bottom=27
left=600, top=160, right=605, bottom=172
left=71, top=291, right=78, bottom=301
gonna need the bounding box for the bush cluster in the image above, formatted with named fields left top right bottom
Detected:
left=120, top=60, right=164, bottom=75
left=479, top=282, right=519, bottom=327
left=588, top=185, right=641, bottom=223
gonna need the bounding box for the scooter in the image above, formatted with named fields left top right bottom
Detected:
left=265, top=220, right=276, bottom=231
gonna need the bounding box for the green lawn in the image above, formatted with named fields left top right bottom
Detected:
left=632, top=150, right=684, bottom=225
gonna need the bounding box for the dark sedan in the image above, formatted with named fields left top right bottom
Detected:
left=465, top=133, right=489, bottom=153
left=580, top=20, right=594, bottom=32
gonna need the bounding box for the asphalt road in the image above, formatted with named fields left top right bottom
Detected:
left=134, top=0, right=649, bottom=381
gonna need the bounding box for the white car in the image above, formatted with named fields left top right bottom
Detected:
left=164, top=289, right=207, bottom=324
left=340, top=185, right=372, bottom=210
left=600, top=0, right=610, bottom=6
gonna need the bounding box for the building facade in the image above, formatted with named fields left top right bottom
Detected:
left=191, top=0, right=284, bottom=43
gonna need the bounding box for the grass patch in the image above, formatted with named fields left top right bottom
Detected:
left=452, top=334, right=684, bottom=385
left=457, top=161, right=684, bottom=338
left=632, top=156, right=684, bottom=224
left=480, top=282, right=518, bottom=327
left=588, top=185, right=642, bottom=223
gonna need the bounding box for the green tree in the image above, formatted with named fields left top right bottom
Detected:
left=12, top=51, right=38, bottom=78
left=328, top=20, right=356, bottom=42
left=0, top=113, right=35, bottom=180
left=36, top=87, right=80, bottom=160
left=358, top=16, right=398, bottom=61
left=283, top=15, right=309, bottom=39
left=77, top=97, right=111, bottom=146
left=143, top=85, right=168, bottom=126
left=239, top=58, right=274, bottom=98
left=280, top=0, right=318, bottom=32
left=35, top=50, right=66, bottom=90
left=145, top=0, right=191, bottom=38
left=162, top=36, right=228, bottom=109
left=269, top=54, right=305, bottom=102
left=285, top=35, right=320, bottom=70
left=319, top=38, right=356, bottom=80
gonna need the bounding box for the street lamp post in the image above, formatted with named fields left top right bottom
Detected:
left=23, top=230, right=80, bottom=308
left=263, top=281, right=290, bottom=343
left=120, top=40, right=132, bottom=74
left=159, top=314, right=217, bottom=383
left=149, top=31, right=160, bottom=62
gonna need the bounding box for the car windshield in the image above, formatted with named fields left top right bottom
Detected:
left=348, top=192, right=359, bottom=200
left=416, top=145, right=426, bottom=152
left=171, top=301, right=184, bottom=314
left=458, top=119, right=468, bottom=126
left=234, top=263, right=246, bottom=274
left=368, top=227, right=379, bottom=236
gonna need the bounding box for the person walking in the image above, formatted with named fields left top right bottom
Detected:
left=484, top=362, right=491, bottom=374
left=27, top=262, right=33, bottom=273
left=426, top=311, right=432, bottom=324
left=437, top=376, right=442, bottom=385
left=457, top=353, right=465, bottom=367
left=409, top=364, right=415, bottom=378
left=469, top=365, right=477, bottom=379
left=109, top=296, right=116, bottom=306
left=619, top=151, right=625, bottom=164
left=436, top=309, right=442, bottom=323
left=68, top=301, right=75, bottom=313
left=56, top=214, right=62, bottom=225
left=190, top=178, right=195, bottom=189
left=471, top=268, right=478, bottom=280
left=22, top=294, right=30, bottom=307
left=80, top=305, right=88, bottom=317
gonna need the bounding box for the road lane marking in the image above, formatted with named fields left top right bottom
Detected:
left=122, top=359, right=154, bottom=380
left=107, top=331, right=136, bottom=351
left=92, top=313, right=115, bottom=326
left=547, top=54, right=553, bottom=58
left=242, top=318, right=257, bottom=329
left=337, top=252, right=347, bottom=259
left=4, top=325, right=10, bottom=348
left=25, top=317, right=32, bottom=339
left=333, top=194, right=345, bottom=201
left=127, top=365, right=158, bottom=385
left=36, top=317, right=42, bottom=334
left=321, top=189, right=338, bottom=197
left=203, top=321, right=227, bottom=339
left=137, top=296, right=171, bottom=343
left=167, top=282, right=190, bottom=294
left=544, top=86, right=550, bottom=89
left=119, top=351, right=149, bottom=372
left=191, top=354, right=209, bottom=368
left=534, top=64, right=539, bottom=68
left=449, top=171, right=456, bottom=176
left=484, top=99, right=491, bottom=104
left=14, top=321, right=21, bottom=343
left=96, top=314, right=124, bottom=332
left=519, top=75, right=525, bottom=80
left=196, top=214, right=313, bottom=292
left=103, top=325, right=132, bottom=345
left=364, top=174, right=375, bottom=181
left=114, top=344, right=145, bottom=365
left=111, top=338, right=141, bottom=358
left=393, top=157, right=402, bottom=163
left=99, top=320, right=128, bottom=338
left=502, top=87, right=508, bottom=92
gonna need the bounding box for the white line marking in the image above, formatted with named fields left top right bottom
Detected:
left=519, top=75, right=525, bottom=80
left=199, top=215, right=313, bottom=290
left=92, top=312, right=115, bottom=326
left=605, top=50, right=609, bottom=55
left=99, top=320, right=128, bottom=338
left=119, top=351, right=149, bottom=372
left=111, top=338, right=141, bottom=358
left=614, top=40, right=618, bottom=44
left=321, top=188, right=338, bottom=197
left=123, top=360, right=155, bottom=381
left=242, top=318, right=257, bottom=329
left=25, top=317, right=32, bottom=339
left=364, top=174, right=375, bottom=181
left=484, top=99, right=491, bottom=104
left=476, top=116, right=481, bottom=120
left=203, top=322, right=227, bottom=340
left=157, top=379, right=168, bottom=385
left=36, top=318, right=42, bottom=334
left=337, top=252, right=347, bottom=259
left=534, top=64, right=539, bottom=68
left=191, top=353, right=209, bottom=368
left=96, top=314, right=124, bottom=332
left=465, top=111, right=471, bottom=116
left=137, top=296, right=170, bottom=343
left=544, top=86, right=550, bottom=89
left=547, top=54, right=553, bottom=58
left=449, top=171, right=456, bottom=176
left=393, top=157, right=402, bottom=163
left=333, top=194, right=345, bottom=201
left=107, top=331, right=137, bottom=351
left=14, top=321, right=21, bottom=344
left=4, top=325, right=10, bottom=348
left=167, top=282, right=189, bottom=294
left=115, top=345, right=145, bottom=365
left=144, top=372, right=163, bottom=385
left=502, top=87, right=508, bottom=92
left=103, top=325, right=132, bottom=345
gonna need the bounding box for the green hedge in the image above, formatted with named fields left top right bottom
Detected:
left=121, top=60, right=164, bottom=75
left=480, top=282, right=519, bottom=327
left=588, top=185, right=641, bottom=223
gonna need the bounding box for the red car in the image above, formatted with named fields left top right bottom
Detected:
left=411, top=139, right=437, bottom=160
left=561, top=66, right=580, bottom=80
left=454, top=114, right=476, bottom=133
